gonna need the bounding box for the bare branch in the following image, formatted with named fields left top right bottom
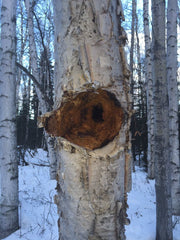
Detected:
left=16, top=62, right=53, bottom=108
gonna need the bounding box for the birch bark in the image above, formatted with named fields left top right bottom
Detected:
left=0, top=0, right=18, bottom=238
left=130, top=0, right=136, bottom=99
left=152, top=0, right=173, bottom=239
left=130, top=0, right=137, bottom=164
left=51, top=0, right=132, bottom=239
left=143, top=0, right=155, bottom=179
left=167, top=0, right=180, bottom=216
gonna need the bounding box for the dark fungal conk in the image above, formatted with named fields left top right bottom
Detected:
left=42, top=89, right=125, bottom=150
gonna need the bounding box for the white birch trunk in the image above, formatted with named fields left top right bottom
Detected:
left=130, top=0, right=136, bottom=166
left=130, top=0, right=136, bottom=98
left=167, top=0, right=180, bottom=216
left=143, top=0, right=155, bottom=179
left=152, top=0, right=173, bottom=239
left=50, top=0, right=132, bottom=239
left=16, top=0, right=28, bottom=111
left=0, top=0, right=18, bottom=238
left=24, top=0, right=46, bottom=113
left=25, top=0, right=57, bottom=179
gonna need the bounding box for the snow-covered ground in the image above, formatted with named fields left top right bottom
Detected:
left=3, top=149, right=58, bottom=240
left=3, top=149, right=180, bottom=240
left=126, top=168, right=180, bottom=240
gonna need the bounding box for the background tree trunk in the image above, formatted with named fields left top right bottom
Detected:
left=0, top=0, right=19, bottom=238
left=50, top=0, right=132, bottom=239
left=167, top=0, right=180, bottom=216
left=130, top=0, right=136, bottom=101
left=25, top=0, right=57, bottom=179
left=143, top=0, right=155, bottom=179
left=130, top=0, right=136, bottom=166
left=152, top=0, right=173, bottom=239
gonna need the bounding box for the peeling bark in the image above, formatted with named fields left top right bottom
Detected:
left=48, top=0, right=132, bottom=239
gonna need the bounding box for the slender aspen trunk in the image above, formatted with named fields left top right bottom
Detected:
left=0, top=0, right=18, bottom=238
left=40, top=0, right=132, bottom=239
left=167, top=0, right=180, bottom=216
left=152, top=0, right=173, bottom=239
left=143, top=0, right=155, bottom=179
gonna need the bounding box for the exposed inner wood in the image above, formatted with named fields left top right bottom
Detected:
left=44, top=89, right=124, bottom=150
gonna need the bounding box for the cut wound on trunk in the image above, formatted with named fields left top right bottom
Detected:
left=43, top=89, right=124, bottom=150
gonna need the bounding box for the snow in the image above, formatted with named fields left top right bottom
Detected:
left=126, top=167, right=180, bottom=240
left=3, top=149, right=180, bottom=240
left=3, top=149, right=58, bottom=240
left=126, top=168, right=156, bottom=240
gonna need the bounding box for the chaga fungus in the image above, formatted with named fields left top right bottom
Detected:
left=44, top=89, right=124, bottom=150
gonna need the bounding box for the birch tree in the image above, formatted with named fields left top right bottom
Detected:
left=152, top=0, right=173, bottom=239
left=24, top=0, right=57, bottom=179
left=130, top=0, right=136, bottom=99
left=130, top=0, right=137, bottom=164
left=16, top=0, right=28, bottom=108
left=0, top=0, right=18, bottom=238
left=143, top=0, right=155, bottom=179
left=167, top=0, right=180, bottom=216
left=39, top=0, right=132, bottom=239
